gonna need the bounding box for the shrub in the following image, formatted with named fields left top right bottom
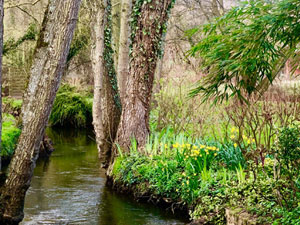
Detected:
left=276, top=123, right=300, bottom=178
left=49, top=84, right=93, bottom=127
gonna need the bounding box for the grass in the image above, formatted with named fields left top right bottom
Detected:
left=1, top=114, right=21, bottom=158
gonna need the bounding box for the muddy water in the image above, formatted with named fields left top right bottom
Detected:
left=21, top=128, right=188, bottom=225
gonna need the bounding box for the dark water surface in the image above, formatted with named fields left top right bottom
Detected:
left=21, top=128, right=188, bottom=225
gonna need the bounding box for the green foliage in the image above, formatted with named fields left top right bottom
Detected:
left=273, top=205, right=300, bottom=225
left=49, top=84, right=93, bottom=128
left=276, top=123, right=300, bottom=177
left=1, top=114, right=21, bottom=158
left=113, top=118, right=300, bottom=223
left=188, top=0, right=300, bottom=102
left=3, top=97, right=23, bottom=111
left=218, top=142, right=245, bottom=170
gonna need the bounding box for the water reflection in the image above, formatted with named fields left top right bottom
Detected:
left=21, top=128, right=188, bottom=225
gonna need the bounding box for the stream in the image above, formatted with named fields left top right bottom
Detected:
left=21, top=128, right=188, bottom=225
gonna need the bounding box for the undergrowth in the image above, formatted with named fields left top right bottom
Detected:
left=113, top=126, right=300, bottom=224
left=1, top=114, right=21, bottom=158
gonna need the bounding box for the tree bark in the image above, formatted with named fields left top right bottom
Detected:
left=111, top=0, right=121, bottom=70
left=89, top=0, right=121, bottom=167
left=0, top=0, right=4, bottom=172
left=0, top=0, right=81, bottom=224
left=117, top=0, right=131, bottom=101
left=114, top=0, right=175, bottom=153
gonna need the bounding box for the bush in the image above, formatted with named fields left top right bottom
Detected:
left=49, top=84, right=93, bottom=127
left=276, top=123, right=300, bottom=178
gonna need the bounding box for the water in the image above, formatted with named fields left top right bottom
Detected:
left=21, top=128, right=188, bottom=225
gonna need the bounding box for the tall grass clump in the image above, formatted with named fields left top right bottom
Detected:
left=49, top=84, right=93, bottom=128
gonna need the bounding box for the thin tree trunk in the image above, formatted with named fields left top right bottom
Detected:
left=0, top=0, right=4, bottom=172
left=0, top=1, right=81, bottom=223
left=89, top=0, right=121, bottom=167
left=117, top=0, right=131, bottom=101
left=114, top=0, right=175, bottom=153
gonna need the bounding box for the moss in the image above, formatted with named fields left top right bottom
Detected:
left=112, top=157, right=123, bottom=177
left=1, top=114, right=21, bottom=158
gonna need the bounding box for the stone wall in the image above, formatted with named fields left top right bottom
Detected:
left=226, top=208, right=257, bottom=225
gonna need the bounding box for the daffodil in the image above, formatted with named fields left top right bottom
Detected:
left=192, top=150, right=199, bottom=155
left=234, top=143, right=238, bottom=148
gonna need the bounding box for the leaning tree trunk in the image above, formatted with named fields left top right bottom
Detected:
left=0, top=0, right=81, bottom=223
left=117, top=0, right=132, bottom=101
left=89, top=0, right=121, bottom=167
left=0, top=0, right=3, bottom=171
left=114, top=0, right=175, bottom=153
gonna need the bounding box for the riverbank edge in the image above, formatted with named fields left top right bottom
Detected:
left=106, top=157, right=263, bottom=225
left=106, top=175, right=192, bottom=223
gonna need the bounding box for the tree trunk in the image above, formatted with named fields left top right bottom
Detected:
left=117, top=0, right=131, bottom=101
left=0, top=0, right=3, bottom=172
left=89, top=0, right=121, bottom=167
left=0, top=0, right=81, bottom=224
left=111, top=0, right=121, bottom=70
left=154, top=32, right=167, bottom=94
left=114, top=0, right=175, bottom=153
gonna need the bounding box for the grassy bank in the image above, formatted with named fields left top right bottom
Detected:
left=111, top=126, right=300, bottom=224
left=1, top=114, right=21, bottom=159
left=0, top=84, right=92, bottom=159
left=3, top=84, right=93, bottom=128
left=110, top=79, right=300, bottom=224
